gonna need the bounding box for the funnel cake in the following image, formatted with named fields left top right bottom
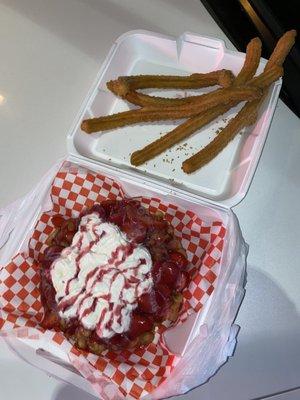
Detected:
left=39, top=199, right=189, bottom=354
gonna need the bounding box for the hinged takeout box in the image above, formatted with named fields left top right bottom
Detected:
left=0, top=30, right=281, bottom=399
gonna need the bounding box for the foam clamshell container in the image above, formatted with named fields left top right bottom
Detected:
left=0, top=30, right=281, bottom=399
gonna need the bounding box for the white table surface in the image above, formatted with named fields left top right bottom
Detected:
left=0, top=1, right=300, bottom=399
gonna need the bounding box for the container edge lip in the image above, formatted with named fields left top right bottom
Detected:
left=113, top=29, right=177, bottom=45
left=114, top=30, right=271, bottom=66
left=114, top=29, right=228, bottom=50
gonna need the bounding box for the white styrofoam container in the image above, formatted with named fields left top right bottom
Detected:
left=0, top=30, right=281, bottom=397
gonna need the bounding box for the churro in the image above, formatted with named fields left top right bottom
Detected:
left=182, top=30, right=296, bottom=173
left=234, top=37, right=262, bottom=85
left=181, top=101, right=259, bottom=173
left=265, top=30, right=296, bottom=71
left=130, top=66, right=282, bottom=166
left=131, top=105, right=233, bottom=166
left=81, top=85, right=261, bottom=134
left=123, top=90, right=217, bottom=108
left=107, top=70, right=235, bottom=97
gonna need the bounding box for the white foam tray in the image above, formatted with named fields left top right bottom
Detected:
left=68, top=30, right=282, bottom=208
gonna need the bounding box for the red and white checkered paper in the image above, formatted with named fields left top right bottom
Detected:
left=0, top=162, right=226, bottom=399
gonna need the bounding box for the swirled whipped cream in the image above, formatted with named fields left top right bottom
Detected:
left=50, top=212, right=153, bottom=339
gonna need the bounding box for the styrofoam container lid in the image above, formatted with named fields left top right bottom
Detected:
left=67, top=30, right=282, bottom=208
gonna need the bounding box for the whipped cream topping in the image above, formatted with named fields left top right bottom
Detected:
left=50, top=213, right=153, bottom=339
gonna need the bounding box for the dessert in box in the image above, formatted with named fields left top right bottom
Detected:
left=0, top=30, right=296, bottom=399
left=40, top=198, right=189, bottom=353
left=0, top=162, right=228, bottom=399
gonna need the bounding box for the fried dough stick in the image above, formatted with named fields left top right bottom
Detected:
left=81, top=85, right=261, bottom=133
left=114, top=71, right=234, bottom=107
left=182, top=30, right=296, bottom=174
left=265, top=30, right=297, bottom=70
left=123, top=88, right=228, bottom=107
left=107, top=70, right=234, bottom=97
left=130, top=65, right=282, bottom=166
left=234, top=37, right=262, bottom=85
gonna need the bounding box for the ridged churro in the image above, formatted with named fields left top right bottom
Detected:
left=107, top=70, right=235, bottom=97
left=131, top=105, right=233, bottom=166
left=81, top=85, right=261, bottom=134
left=234, top=37, right=262, bottom=85
left=130, top=66, right=282, bottom=166
left=265, top=30, right=296, bottom=71
left=181, top=101, right=259, bottom=173
left=182, top=30, right=296, bottom=173
left=123, top=90, right=216, bottom=108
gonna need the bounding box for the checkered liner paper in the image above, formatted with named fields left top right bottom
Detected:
left=0, top=162, right=226, bottom=399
